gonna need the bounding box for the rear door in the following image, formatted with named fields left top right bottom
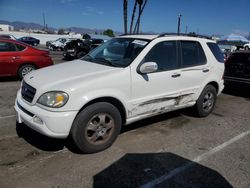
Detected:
left=177, top=40, right=208, bottom=102
left=0, top=41, right=21, bottom=76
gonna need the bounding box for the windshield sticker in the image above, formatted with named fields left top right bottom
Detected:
left=132, top=40, right=148, bottom=46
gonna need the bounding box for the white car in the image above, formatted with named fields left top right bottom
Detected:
left=15, top=34, right=225, bottom=153
left=243, top=42, right=250, bottom=51
left=48, top=38, right=74, bottom=51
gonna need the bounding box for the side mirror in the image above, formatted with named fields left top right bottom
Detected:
left=139, top=62, right=158, bottom=74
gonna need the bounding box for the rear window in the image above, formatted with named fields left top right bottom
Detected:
left=207, top=42, right=224, bottom=63
left=228, top=53, right=250, bottom=64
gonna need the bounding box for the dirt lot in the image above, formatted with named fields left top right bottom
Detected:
left=0, top=50, right=250, bottom=188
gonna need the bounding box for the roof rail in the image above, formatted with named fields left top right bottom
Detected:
left=157, top=32, right=212, bottom=40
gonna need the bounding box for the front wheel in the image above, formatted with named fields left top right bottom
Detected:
left=193, top=85, right=217, bottom=117
left=70, top=102, right=122, bottom=153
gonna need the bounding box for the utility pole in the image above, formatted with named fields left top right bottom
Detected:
left=185, top=25, right=188, bottom=34
left=43, top=12, right=46, bottom=31
left=177, top=14, right=182, bottom=35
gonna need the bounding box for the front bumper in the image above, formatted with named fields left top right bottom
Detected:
left=14, top=90, right=78, bottom=138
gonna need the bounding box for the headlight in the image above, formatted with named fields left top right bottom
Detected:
left=37, top=91, right=69, bottom=108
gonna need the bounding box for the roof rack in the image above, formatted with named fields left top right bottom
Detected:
left=157, top=33, right=212, bottom=40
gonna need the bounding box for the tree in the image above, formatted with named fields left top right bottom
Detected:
left=129, top=0, right=137, bottom=34
left=123, top=0, right=128, bottom=34
left=123, top=0, right=148, bottom=35
left=133, top=0, right=148, bottom=34
left=103, top=29, right=115, bottom=37
left=58, top=28, right=65, bottom=35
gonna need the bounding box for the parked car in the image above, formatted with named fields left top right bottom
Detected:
left=18, top=36, right=40, bottom=46
left=0, top=39, right=53, bottom=79
left=63, top=38, right=104, bottom=59
left=15, top=34, right=224, bottom=153
left=243, top=42, right=250, bottom=51
left=224, top=51, right=250, bottom=87
left=47, top=38, right=74, bottom=51
left=0, top=34, right=16, bottom=40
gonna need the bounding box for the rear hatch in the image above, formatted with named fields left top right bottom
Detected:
left=224, top=52, right=250, bottom=79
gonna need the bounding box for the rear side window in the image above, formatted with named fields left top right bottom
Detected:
left=228, top=53, right=250, bottom=64
left=16, top=44, right=26, bottom=51
left=207, top=43, right=224, bottom=63
left=180, top=41, right=207, bottom=68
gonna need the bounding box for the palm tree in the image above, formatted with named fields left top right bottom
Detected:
left=123, top=0, right=128, bottom=34
left=129, top=0, right=138, bottom=34
left=133, top=0, right=148, bottom=34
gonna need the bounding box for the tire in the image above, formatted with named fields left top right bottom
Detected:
left=245, top=46, right=249, bottom=51
left=193, top=85, right=217, bottom=117
left=70, top=102, right=122, bottom=153
left=18, top=64, right=36, bottom=79
left=76, top=51, right=86, bottom=59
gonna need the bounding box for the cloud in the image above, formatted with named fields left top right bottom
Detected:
left=60, top=0, right=74, bottom=5
left=81, top=6, right=104, bottom=16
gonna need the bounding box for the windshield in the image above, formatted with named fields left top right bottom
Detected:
left=82, top=38, right=149, bottom=67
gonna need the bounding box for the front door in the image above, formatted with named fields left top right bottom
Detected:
left=129, top=40, right=182, bottom=118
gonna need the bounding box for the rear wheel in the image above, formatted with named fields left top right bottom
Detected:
left=18, top=64, right=36, bottom=79
left=70, top=102, right=122, bottom=153
left=193, top=85, right=217, bottom=117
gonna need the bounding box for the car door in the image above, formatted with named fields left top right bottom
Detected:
left=129, top=40, right=182, bottom=118
left=178, top=40, right=209, bottom=102
left=0, top=41, right=20, bottom=76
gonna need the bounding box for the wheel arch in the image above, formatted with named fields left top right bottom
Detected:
left=206, top=81, right=219, bottom=94
left=77, top=97, right=127, bottom=125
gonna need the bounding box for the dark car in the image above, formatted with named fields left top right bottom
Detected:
left=63, top=38, right=104, bottom=60
left=224, top=51, right=250, bottom=87
left=0, top=39, right=53, bottom=79
left=18, top=36, right=40, bottom=46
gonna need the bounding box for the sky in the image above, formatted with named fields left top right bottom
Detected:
left=0, top=0, right=250, bottom=36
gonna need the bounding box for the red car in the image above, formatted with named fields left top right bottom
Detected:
left=0, top=39, right=53, bottom=79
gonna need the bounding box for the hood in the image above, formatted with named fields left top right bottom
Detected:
left=24, top=60, right=120, bottom=90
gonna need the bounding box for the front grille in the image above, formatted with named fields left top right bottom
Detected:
left=21, top=82, right=36, bottom=103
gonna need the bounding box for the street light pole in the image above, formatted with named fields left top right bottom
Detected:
left=177, top=14, right=182, bottom=35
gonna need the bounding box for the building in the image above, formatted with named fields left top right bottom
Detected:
left=0, top=24, right=14, bottom=31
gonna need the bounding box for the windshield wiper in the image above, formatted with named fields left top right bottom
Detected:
left=82, top=54, right=93, bottom=62
left=94, top=58, right=116, bottom=67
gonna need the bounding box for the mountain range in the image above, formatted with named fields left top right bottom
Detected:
left=0, top=20, right=121, bottom=35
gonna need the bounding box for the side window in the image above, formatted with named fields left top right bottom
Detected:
left=143, top=41, right=178, bottom=71
left=16, top=44, right=26, bottom=51
left=0, top=42, right=17, bottom=52
left=180, top=41, right=207, bottom=67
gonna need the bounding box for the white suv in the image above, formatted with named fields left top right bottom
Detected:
left=15, top=34, right=225, bottom=153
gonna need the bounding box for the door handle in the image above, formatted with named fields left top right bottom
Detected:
left=171, top=73, right=181, bottom=78
left=202, top=68, right=209, bottom=73
left=12, top=56, right=19, bottom=60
